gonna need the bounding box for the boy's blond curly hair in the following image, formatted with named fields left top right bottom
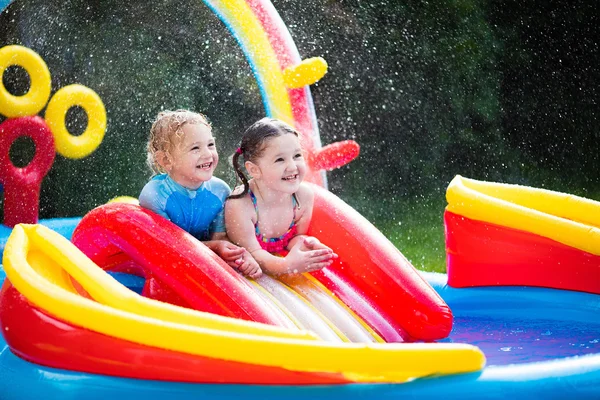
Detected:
left=146, top=109, right=211, bottom=174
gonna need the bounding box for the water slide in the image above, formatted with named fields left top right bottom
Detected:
left=0, top=223, right=483, bottom=385
left=71, top=183, right=452, bottom=343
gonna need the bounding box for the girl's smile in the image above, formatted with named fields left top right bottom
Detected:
left=283, top=173, right=299, bottom=181
left=251, top=134, right=306, bottom=195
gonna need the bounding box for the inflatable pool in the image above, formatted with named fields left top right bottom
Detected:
left=1, top=204, right=599, bottom=398
left=1, top=0, right=600, bottom=398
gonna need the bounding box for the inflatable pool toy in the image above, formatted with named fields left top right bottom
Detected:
left=1, top=0, right=600, bottom=398
left=0, top=223, right=482, bottom=385
left=0, top=45, right=51, bottom=118
left=0, top=44, right=106, bottom=227
left=0, top=116, right=55, bottom=226
left=1, top=216, right=599, bottom=398
left=45, top=84, right=107, bottom=159
left=446, top=175, right=600, bottom=294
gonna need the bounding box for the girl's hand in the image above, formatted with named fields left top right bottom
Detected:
left=300, top=236, right=337, bottom=254
left=236, top=250, right=263, bottom=279
left=285, top=237, right=337, bottom=274
left=210, top=241, right=262, bottom=277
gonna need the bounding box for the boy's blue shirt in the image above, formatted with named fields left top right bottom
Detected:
left=139, top=174, right=231, bottom=241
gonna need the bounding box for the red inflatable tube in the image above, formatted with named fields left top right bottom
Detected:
left=307, top=184, right=453, bottom=342
left=71, top=203, right=287, bottom=326
left=72, top=190, right=452, bottom=342
left=313, top=267, right=409, bottom=342
left=445, top=211, right=600, bottom=294
left=0, top=116, right=55, bottom=227
left=0, top=280, right=350, bottom=385
left=308, top=140, right=361, bottom=171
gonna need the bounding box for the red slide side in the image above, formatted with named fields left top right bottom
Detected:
left=72, top=188, right=453, bottom=342
left=445, top=211, right=600, bottom=294
left=308, top=184, right=453, bottom=342
left=71, top=203, right=286, bottom=326
left=0, top=281, right=350, bottom=385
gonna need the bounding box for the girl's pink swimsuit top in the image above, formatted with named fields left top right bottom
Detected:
left=250, top=189, right=298, bottom=254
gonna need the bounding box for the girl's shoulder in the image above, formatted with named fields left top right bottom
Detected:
left=225, top=186, right=254, bottom=219
left=294, top=183, right=315, bottom=214
left=226, top=186, right=254, bottom=209
left=295, top=182, right=315, bottom=202
left=230, top=184, right=249, bottom=198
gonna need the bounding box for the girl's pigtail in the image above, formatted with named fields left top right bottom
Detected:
left=229, top=150, right=250, bottom=199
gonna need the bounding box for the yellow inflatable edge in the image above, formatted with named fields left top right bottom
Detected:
left=3, top=224, right=485, bottom=382
left=446, top=175, right=600, bottom=256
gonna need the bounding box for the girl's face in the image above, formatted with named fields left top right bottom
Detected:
left=251, top=133, right=306, bottom=194
left=165, top=123, right=218, bottom=190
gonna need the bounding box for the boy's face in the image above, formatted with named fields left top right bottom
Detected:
left=167, top=123, right=218, bottom=190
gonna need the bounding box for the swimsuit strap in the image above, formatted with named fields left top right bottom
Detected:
left=291, top=193, right=299, bottom=223
left=249, top=189, right=299, bottom=253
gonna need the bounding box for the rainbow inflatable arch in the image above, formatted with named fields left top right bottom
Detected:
left=1, top=1, right=600, bottom=399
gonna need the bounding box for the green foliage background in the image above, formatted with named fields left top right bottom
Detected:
left=1, top=0, right=598, bottom=272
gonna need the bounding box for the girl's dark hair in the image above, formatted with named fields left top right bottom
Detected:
left=229, top=118, right=299, bottom=199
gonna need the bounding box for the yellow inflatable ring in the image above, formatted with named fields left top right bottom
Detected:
left=0, top=45, right=52, bottom=118
left=45, top=84, right=106, bottom=159
left=107, top=196, right=139, bottom=205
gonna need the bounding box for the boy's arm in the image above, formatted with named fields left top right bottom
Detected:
left=206, top=232, right=261, bottom=278
left=139, top=183, right=170, bottom=219
left=204, top=232, right=242, bottom=259
left=209, top=232, right=228, bottom=241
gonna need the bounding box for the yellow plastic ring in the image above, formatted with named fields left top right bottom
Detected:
left=107, top=196, right=139, bottom=205
left=45, top=84, right=106, bottom=159
left=0, top=45, right=52, bottom=118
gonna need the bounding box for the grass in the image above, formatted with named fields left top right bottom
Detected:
left=375, top=202, right=447, bottom=273
left=378, top=220, right=446, bottom=273
left=340, top=192, right=448, bottom=273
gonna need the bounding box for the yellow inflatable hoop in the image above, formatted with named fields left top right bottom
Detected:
left=283, top=57, right=328, bottom=89
left=45, top=84, right=107, bottom=159
left=0, top=45, right=52, bottom=118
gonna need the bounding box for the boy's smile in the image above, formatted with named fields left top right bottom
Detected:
left=167, top=123, right=218, bottom=190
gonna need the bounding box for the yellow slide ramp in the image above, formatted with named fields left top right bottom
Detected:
left=447, top=175, right=600, bottom=255
left=2, top=224, right=486, bottom=383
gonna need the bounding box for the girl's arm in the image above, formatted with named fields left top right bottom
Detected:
left=225, top=191, right=335, bottom=275
left=285, top=184, right=335, bottom=253
left=225, top=196, right=288, bottom=274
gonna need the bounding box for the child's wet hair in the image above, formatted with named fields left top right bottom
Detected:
left=146, top=109, right=211, bottom=174
left=230, top=118, right=299, bottom=199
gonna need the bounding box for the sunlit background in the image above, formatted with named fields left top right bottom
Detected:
left=1, top=0, right=598, bottom=271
